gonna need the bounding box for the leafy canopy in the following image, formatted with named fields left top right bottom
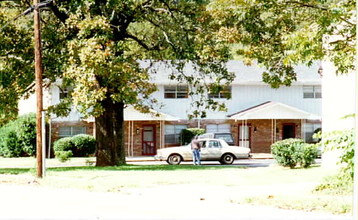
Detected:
left=0, top=0, right=234, bottom=121
left=208, top=0, right=356, bottom=88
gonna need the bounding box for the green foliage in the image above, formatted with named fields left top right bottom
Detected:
left=53, top=134, right=96, bottom=161
left=71, top=134, right=96, bottom=157
left=320, top=129, right=354, bottom=178
left=271, top=139, right=317, bottom=168
left=53, top=137, right=74, bottom=152
left=294, top=143, right=318, bottom=168
left=0, top=0, right=235, bottom=166
left=0, top=113, right=36, bottom=157
left=209, top=0, right=356, bottom=88
left=180, top=128, right=205, bottom=145
left=314, top=171, right=353, bottom=195
left=55, top=151, right=73, bottom=163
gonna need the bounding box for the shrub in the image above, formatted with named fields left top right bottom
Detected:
left=294, top=143, right=318, bottom=168
left=71, top=134, right=96, bottom=157
left=271, top=139, right=302, bottom=168
left=55, top=151, right=73, bottom=162
left=53, top=137, right=74, bottom=152
left=271, top=138, right=317, bottom=169
left=320, top=129, right=354, bottom=178
left=180, top=128, right=205, bottom=145
left=0, top=113, right=36, bottom=157
left=53, top=134, right=96, bottom=161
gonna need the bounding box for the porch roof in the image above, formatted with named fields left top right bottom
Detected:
left=227, top=101, right=321, bottom=120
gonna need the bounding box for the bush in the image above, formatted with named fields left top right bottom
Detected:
left=55, top=151, right=73, bottom=162
left=53, top=134, right=95, bottom=161
left=71, top=134, right=96, bottom=157
left=271, top=138, right=317, bottom=169
left=180, top=128, right=205, bottom=145
left=320, top=129, right=354, bottom=178
left=0, top=113, right=36, bottom=157
left=53, top=137, right=74, bottom=152
left=294, top=143, right=318, bottom=168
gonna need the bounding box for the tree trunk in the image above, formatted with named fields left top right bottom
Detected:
left=95, top=98, right=126, bottom=166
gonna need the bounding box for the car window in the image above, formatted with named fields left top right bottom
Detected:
left=208, top=140, right=221, bottom=148
left=198, top=141, right=206, bottom=148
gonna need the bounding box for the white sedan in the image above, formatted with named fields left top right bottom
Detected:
left=154, top=138, right=251, bottom=165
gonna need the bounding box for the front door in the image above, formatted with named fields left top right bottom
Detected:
left=239, top=124, right=251, bottom=148
left=282, top=124, right=295, bottom=139
left=142, top=125, right=156, bottom=155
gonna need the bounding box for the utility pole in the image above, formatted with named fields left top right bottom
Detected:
left=34, top=0, right=44, bottom=178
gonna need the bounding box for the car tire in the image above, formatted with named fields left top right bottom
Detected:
left=167, top=154, right=182, bottom=165
left=220, top=154, right=235, bottom=165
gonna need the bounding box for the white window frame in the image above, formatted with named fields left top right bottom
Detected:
left=164, top=85, right=188, bottom=99
left=59, top=126, right=87, bottom=138
left=208, top=86, right=231, bottom=99
left=303, top=86, right=321, bottom=99
left=206, top=124, right=231, bottom=133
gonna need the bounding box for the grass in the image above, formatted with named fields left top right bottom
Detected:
left=0, top=157, right=353, bottom=215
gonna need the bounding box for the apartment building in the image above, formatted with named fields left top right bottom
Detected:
left=42, top=61, right=322, bottom=156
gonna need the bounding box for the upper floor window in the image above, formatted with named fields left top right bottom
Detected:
left=59, top=87, right=71, bottom=100
left=303, top=86, right=321, bottom=99
left=164, top=85, right=188, bottom=99
left=59, top=126, right=86, bottom=138
left=208, top=86, right=231, bottom=99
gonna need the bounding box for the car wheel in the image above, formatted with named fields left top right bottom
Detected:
left=167, top=154, right=182, bottom=165
left=220, top=154, right=235, bottom=165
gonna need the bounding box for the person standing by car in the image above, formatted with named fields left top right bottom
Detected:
left=191, top=136, right=201, bottom=165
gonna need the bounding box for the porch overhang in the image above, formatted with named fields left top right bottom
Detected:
left=228, top=101, right=321, bottom=120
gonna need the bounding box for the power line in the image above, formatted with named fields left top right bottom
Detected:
left=0, top=0, right=52, bottom=31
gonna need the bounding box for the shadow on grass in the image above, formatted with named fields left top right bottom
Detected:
left=0, top=164, right=245, bottom=174
left=48, top=164, right=245, bottom=172
left=0, top=168, right=34, bottom=175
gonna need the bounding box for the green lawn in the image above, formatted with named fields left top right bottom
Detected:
left=0, top=157, right=353, bottom=215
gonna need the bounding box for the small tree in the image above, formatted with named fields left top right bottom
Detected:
left=271, top=138, right=317, bottom=169
left=180, top=128, right=205, bottom=145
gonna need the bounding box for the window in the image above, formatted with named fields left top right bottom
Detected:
left=303, top=86, right=321, bottom=99
left=59, top=87, right=71, bottom=100
left=59, top=126, right=86, bottom=138
left=164, top=85, right=188, bottom=99
left=304, top=123, right=321, bottom=143
left=206, top=124, right=231, bottom=133
left=59, top=90, right=68, bottom=100
left=165, top=124, right=187, bottom=144
left=208, top=86, right=231, bottom=99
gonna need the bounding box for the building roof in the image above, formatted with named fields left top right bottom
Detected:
left=228, top=101, right=321, bottom=120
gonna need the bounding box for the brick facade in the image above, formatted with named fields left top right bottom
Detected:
left=51, top=119, right=304, bottom=156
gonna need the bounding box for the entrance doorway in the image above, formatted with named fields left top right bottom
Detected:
left=282, top=124, right=295, bottom=139
left=239, top=124, right=251, bottom=148
left=142, top=125, right=156, bottom=155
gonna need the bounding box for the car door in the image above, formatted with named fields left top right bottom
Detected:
left=204, top=140, right=223, bottom=160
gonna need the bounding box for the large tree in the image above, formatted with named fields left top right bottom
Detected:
left=208, top=0, right=356, bottom=88
left=0, top=0, right=234, bottom=166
